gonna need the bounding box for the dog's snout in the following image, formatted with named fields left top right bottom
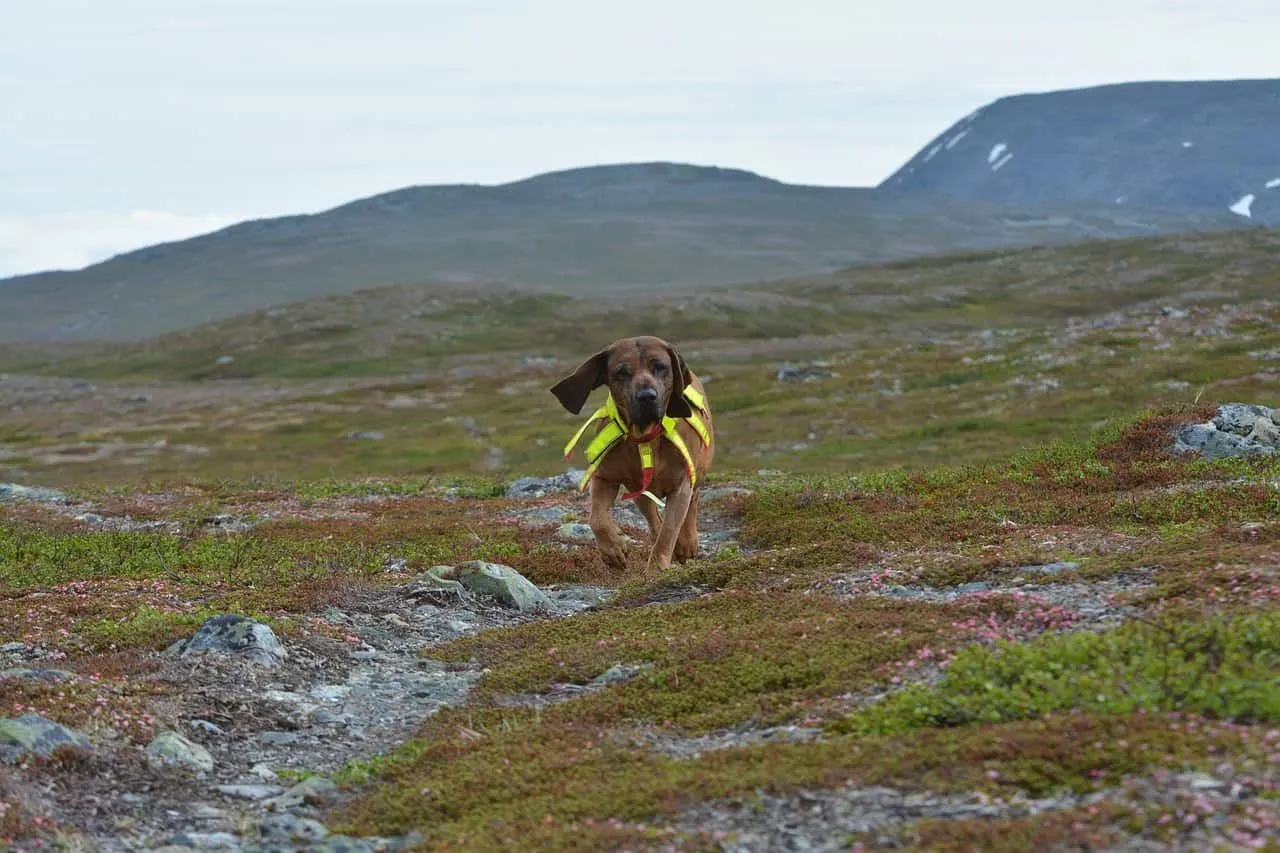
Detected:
left=635, top=387, right=658, bottom=404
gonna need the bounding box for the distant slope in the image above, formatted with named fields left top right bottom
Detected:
left=882, top=78, right=1280, bottom=224
left=0, top=162, right=1248, bottom=342
left=9, top=225, right=1280, bottom=384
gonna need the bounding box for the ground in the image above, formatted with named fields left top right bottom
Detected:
left=1, top=229, right=1280, bottom=851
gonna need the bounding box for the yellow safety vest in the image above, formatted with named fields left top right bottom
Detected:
left=563, top=386, right=711, bottom=501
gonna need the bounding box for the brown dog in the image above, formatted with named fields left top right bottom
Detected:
left=551, top=336, right=715, bottom=573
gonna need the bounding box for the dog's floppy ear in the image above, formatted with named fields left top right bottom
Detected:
left=664, top=342, right=694, bottom=418
left=549, top=348, right=610, bottom=414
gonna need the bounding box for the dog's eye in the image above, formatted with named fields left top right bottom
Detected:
left=652, top=361, right=668, bottom=375
left=613, top=366, right=630, bottom=380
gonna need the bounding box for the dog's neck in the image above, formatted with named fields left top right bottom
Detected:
left=609, top=392, right=663, bottom=443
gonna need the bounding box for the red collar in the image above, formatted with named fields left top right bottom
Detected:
left=627, top=423, right=663, bottom=443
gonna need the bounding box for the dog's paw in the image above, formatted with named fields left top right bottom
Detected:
left=673, top=540, right=699, bottom=562
left=597, top=541, right=630, bottom=573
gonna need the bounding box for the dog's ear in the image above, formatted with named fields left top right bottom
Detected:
left=549, top=348, right=610, bottom=414
left=664, top=342, right=694, bottom=418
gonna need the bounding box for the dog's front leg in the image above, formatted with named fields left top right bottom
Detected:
left=589, top=478, right=629, bottom=572
left=674, top=488, right=700, bottom=562
left=646, top=477, right=693, bottom=572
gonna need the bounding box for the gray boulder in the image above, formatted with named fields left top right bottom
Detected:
left=1173, top=403, right=1279, bottom=460
left=0, top=483, right=67, bottom=504
left=172, top=615, right=288, bottom=667
left=1212, top=403, right=1275, bottom=435
left=419, top=562, right=554, bottom=612
left=146, top=730, right=215, bottom=773
left=505, top=471, right=584, bottom=499
left=0, top=713, right=92, bottom=760
left=1, top=668, right=76, bottom=683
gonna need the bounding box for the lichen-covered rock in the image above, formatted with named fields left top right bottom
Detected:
left=1173, top=403, right=1279, bottom=459
left=147, top=730, right=215, bottom=773
left=420, top=562, right=554, bottom=612
left=1, top=668, right=76, bottom=683
left=776, top=362, right=837, bottom=382
left=0, top=483, right=67, bottom=504
left=1212, top=402, right=1274, bottom=435
left=0, top=713, right=92, bottom=760
left=174, top=615, right=288, bottom=667
left=555, top=522, right=596, bottom=544
left=1249, top=416, right=1280, bottom=448
left=265, top=775, right=338, bottom=811
left=505, top=471, right=583, bottom=498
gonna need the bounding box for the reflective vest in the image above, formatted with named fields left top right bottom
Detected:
left=563, top=386, right=710, bottom=502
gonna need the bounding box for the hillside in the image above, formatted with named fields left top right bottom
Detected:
left=0, top=162, right=1248, bottom=343
left=883, top=78, right=1280, bottom=223
left=1, top=228, right=1280, bottom=849
left=1, top=225, right=1278, bottom=487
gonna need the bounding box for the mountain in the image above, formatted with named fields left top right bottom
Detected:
left=881, top=78, right=1280, bottom=223
left=0, top=162, right=1247, bottom=343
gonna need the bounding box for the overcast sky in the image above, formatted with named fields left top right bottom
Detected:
left=2, top=0, right=1277, bottom=277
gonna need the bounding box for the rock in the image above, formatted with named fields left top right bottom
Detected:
left=451, top=561, right=555, bottom=612
left=0, top=668, right=76, bottom=683
left=515, top=505, right=574, bottom=525
left=1020, top=561, right=1080, bottom=576
left=215, top=784, right=285, bottom=801
left=165, top=831, right=242, bottom=850
left=1188, top=774, right=1227, bottom=791
left=259, top=731, right=301, bottom=746
left=505, top=471, right=584, bottom=498
left=0, top=483, right=67, bottom=504
left=548, top=585, right=616, bottom=612
left=176, top=615, right=288, bottom=667
left=147, top=731, right=215, bottom=773
left=416, top=566, right=467, bottom=598
left=310, top=684, right=351, bottom=702
left=265, top=776, right=338, bottom=811
left=251, top=762, right=279, bottom=781
left=700, top=485, right=754, bottom=503
left=1174, top=422, right=1276, bottom=459
left=0, top=642, right=26, bottom=653
left=202, top=514, right=254, bottom=534
left=215, top=355, right=235, bottom=365
left=310, top=708, right=350, bottom=727
left=187, top=719, right=226, bottom=736
left=776, top=362, right=837, bottom=382
left=346, top=431, right=384, bottom=441
left=124, top=393, right=152, bottom=404
left=1249, top=416, right=1280, bottom=449
left=189, top=804, right=229, bottom=822
left=591, top=663, right=649, bottom=686
left=1212, top=402, right=1274, bottom=436
left=258, top=813, right=329, bottom=844
left=555, top=522, right=596, bottom=544
left=0, top=713, right=92, bottom=760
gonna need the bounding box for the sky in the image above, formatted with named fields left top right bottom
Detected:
left=2, top=0, right=1278, bottom=277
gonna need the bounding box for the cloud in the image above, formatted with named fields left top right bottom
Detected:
left=0, top=210, right=241, bottom=278
left=3, top=0, right=1280, bottom=279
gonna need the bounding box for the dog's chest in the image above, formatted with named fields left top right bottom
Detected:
left=604, top=438, right=686, bottom=496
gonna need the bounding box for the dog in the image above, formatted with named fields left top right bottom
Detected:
left=550, top=336, right=715, bottom=573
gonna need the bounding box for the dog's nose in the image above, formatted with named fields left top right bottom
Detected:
left=636, top=387, right=658, bottom=405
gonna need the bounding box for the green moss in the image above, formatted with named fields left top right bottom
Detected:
left=332, top=709, right=1267, bottom=848
left=834, top=610, right=1280, bottom=737
left=431, top=591, right=987, bottom=732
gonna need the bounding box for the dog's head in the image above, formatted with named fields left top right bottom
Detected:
left=549, top=336, right=693, bottom=434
